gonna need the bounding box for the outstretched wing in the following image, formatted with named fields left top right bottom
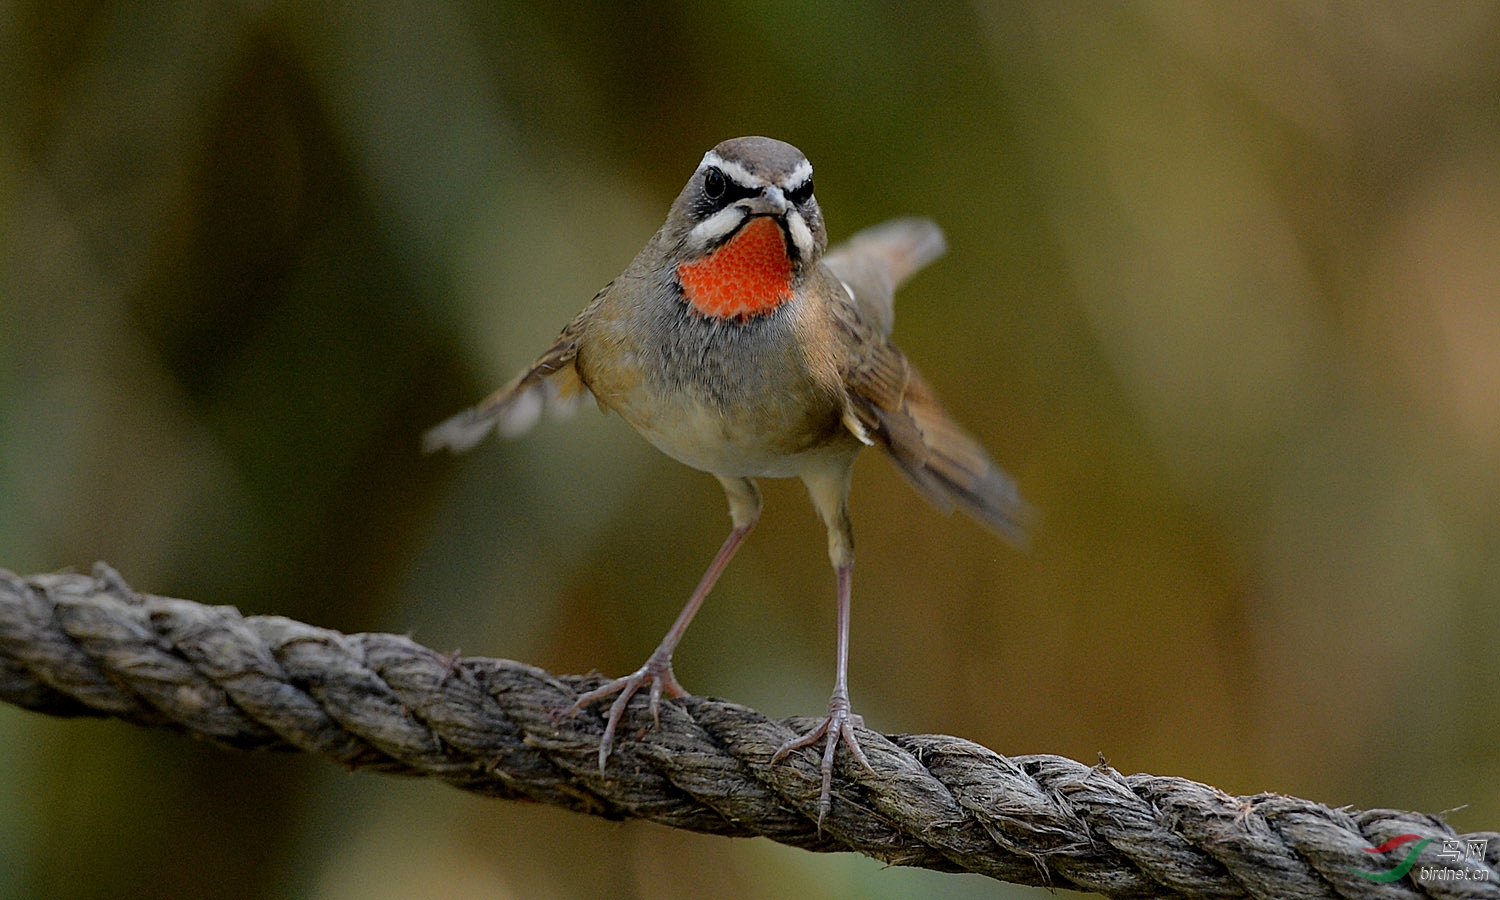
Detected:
left=841, top=335, right=1028, bottom=544
left=822, top=217, right=947, bottom=338
left=422, top=328, right=588, bottom=454
left=821, top=219, right=1027, bottom=543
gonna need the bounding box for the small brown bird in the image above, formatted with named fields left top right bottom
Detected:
left=425, top=136, right=1025, bottom=818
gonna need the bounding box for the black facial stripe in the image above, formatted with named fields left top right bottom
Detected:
left=786, top=177, right=814, bottom=205
left=713, top=177, right=759, bottom=206
left=692, top=169, right=769, bottom=221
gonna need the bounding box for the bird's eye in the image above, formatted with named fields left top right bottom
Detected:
left=787, top=178, right=814, bottom=205
left=703, top=167, right=726, bottom=200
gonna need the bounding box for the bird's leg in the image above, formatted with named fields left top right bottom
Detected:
left=571, top=477, right=761, bottom=769
left=773, top=461, right=875, bottom=823
left=771, top=563, right=874, bottom=822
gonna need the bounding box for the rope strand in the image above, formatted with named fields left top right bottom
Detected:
left=1, top=564, right=1494, bottom=899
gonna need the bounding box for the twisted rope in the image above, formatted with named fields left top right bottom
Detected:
left=1, top=564, right=1494, bottom=899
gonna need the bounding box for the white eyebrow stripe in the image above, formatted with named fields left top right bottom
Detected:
left=700, top=151, right=813, bottom=193
left=780, top=159, right=813, bottom=190
left=700, top=151, right=759, bottom=189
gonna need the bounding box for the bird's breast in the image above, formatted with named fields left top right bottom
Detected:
left=576, top=289, right=856, bottom=478
left=676, top=216, right=794, bottom=320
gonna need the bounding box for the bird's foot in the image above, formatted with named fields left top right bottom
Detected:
left=569, top=650, right=687, bottom=769
left=771, top=689, right=875, bottom=824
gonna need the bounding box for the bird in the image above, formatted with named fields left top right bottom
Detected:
left=424, top=136, right=1026, bottom=820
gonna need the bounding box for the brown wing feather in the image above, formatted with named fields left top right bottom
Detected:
left=842, top=336, right=1028, bottom=544
left=899, top=365, right=1028, bottom=542
left=822, top=228, right=1028, bottom=543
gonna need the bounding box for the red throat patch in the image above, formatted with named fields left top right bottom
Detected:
left=677, top=216, right=793, bottom=320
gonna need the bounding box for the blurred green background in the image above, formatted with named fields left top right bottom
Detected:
left=3, top=2, right=1498, bottom=898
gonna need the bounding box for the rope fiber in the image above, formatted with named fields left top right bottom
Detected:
left=1, top=564, right=1494, bottom=899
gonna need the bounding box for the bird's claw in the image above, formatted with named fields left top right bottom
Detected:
left=771, top=691, right=874, bottom=824
left=569, top=651, right=686, bottom=770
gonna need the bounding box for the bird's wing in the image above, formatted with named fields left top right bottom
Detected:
left=422, top=304, right=596, bottom=454
left=821, top=217, right=947, bottom=338
left=830, top=273, right=1028, bottom=544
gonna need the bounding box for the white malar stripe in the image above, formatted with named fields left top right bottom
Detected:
left=699, top=151, right=760, bottom=190
left=780, top=159, right=813, bottom=191
left=687, top=205, right=748, bottom=249
left=786, top=211, right=815, bottom=261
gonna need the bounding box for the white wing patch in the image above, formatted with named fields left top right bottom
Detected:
left=840, top=406, right=875, bottom=446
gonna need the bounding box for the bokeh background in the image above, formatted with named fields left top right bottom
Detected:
left=3, top=2, right=1498, bottom=898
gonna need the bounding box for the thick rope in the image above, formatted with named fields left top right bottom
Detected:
left=0, top=564, right=1494, bottom=899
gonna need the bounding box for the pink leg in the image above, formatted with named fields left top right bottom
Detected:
left=771, top=562, right=874, bottom=823
left=571, top=477, right=759, bottom=769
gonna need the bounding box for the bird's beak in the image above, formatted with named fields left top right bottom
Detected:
left=738, top=186, right=791, bottom=218
left=685, top=185, right=811, bottom=262
left=739, top=185, right=816, bottom=263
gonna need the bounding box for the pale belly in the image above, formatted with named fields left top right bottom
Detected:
left=612, top=389, right=859, bottom=479
left=575, top=288, right=862, bottom=478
